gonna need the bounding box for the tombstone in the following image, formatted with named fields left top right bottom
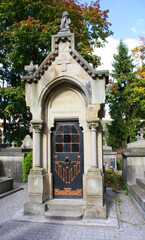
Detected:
left=21, top=135, right=33, bottom=149
left=22, top=12, right=109, bottom=219
left=0, top=134, right=7, bottom=148
left=103, top=145, right=117, bottom=171
left=122, top=128, right=145, bottom=183
left=122, top=128, right=145, bottom=219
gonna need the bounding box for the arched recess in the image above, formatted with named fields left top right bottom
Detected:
left=39, top=76, right=90, bottom=175
left=39, top=76, right=90, bottom=120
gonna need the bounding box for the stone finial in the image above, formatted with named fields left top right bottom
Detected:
left=137, top=128, right=145, bottom=140
left=59, top=11, right=71, bottom=33
left=24, top=61, right=38, bottom=75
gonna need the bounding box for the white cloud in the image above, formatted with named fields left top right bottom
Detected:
left=94, top=37, right=140, bottom=74
left=131, top=19, right=145, bottom=35
left=131, top=27, right=137, bottom=34
left=94, top=37, right=119, bottom=73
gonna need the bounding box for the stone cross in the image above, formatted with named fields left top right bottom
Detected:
left=1, top=134, right=5, bottom=144
left=25, top=61, right=38, bottom=75
left=137, top=128, right=145, bottom=140
left=54, top=56, right=71, bottom=72
left=11, top=141, right=15, bottom=148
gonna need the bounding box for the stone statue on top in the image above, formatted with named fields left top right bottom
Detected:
left=59, top=11, right=71, bottom=33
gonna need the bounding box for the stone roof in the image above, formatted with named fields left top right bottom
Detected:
left=22, top=33, right=109, bottom=84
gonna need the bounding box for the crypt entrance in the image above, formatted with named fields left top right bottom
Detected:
left=51, top=121, right=84, bottom=198
left=45, top=81, right=87, bottom=201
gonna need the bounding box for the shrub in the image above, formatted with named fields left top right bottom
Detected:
left=105, top=168, right=114, bottom=174
left=22, top=152, right=33, bottom=183
left=117, top=159, right=122, bottom=170
left=105, top=170, right=127, bottom=190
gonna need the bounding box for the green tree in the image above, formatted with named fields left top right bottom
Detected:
left=0, top=86, right=31, bottom=146
left=107, top=41, right=144, bottom=149
left=0, top=0, right=113, bottom=145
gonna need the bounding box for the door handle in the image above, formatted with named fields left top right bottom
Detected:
left=64, top=156, right=71, bottom=165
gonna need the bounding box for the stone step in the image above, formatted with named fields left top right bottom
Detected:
left=47, top=199, right=85, bottom=211
left=45, top=209, right=83, bottom=220
left=127, top=183, right=145, bottom=211
left=136, top=178, right=145, bottom=190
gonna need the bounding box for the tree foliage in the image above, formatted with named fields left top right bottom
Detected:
left=132, top=36, right=145, bottom=114
left=0, top=0, right=112, bottom=145
left=0, top=85, right=31, bottom=145
left=107, top=41, right=145, bottom=149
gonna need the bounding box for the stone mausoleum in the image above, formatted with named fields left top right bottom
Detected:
left=22, top=12, right=109, bottom=219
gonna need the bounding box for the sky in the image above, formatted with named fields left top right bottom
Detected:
left=81, top=0, right=145, bottom=119
left=81, top=0, right=145, bottom=72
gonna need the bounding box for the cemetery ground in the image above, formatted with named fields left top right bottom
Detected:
left=0, top=182, right=145, bottom=240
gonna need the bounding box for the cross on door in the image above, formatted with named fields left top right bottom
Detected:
left=54, top=56, right=71, bottom=72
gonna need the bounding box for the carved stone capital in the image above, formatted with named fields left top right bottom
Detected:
left=31, top=120, right=44, bottom=133
left=88, top=121, right=99, bottom=132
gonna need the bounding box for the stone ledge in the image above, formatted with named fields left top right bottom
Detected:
left=127, top=183, right=145, bottom=212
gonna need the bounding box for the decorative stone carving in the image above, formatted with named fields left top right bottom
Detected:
left=21, top=32, right=109, bottom=83
left=25, top=61, right=38, bottom=75
left=52, top=55, right=71, bottom=72
left=31, top=120, right=44, bottom=133
left=21, top=135, right=33, bottom=149
left=11, top=141, right=15, bottom=148
left=88, top=121, right=99, bottom=132
left=137, top=128, right=145, bottom=140
left=59, top=11, right=71, bottom=33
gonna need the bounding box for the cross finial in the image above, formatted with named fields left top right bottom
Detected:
left=1, top=134, right=5, bottom=144
left=25, top=61, right=38, bottom=75
left=11, top=141, right=15, bottom=148
left=137, top=128, right=145, bottom=140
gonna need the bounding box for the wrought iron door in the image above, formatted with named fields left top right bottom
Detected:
left=52, top=121, right=84, bottom=198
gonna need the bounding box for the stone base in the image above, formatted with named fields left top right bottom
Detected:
left=83, top=204, right=107, bottom=219
left=24, top=202, right=48, bottom=215
left=83, top=167, right=106, bottom=219
left=85, top=167, right=104, bottom=207
left=27, top=168, right=50, bottom=204
left=24, top=167, right=50, bottom=215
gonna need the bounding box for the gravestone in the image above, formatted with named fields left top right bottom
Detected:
left=103, top=145, right=117, bottom=171
left=122, top=128, right=145, bottom=219
left=122, top=128, right=145, bottom=183
left=21, top=135, right=33, bottom=149
left=22, top=12, right=109, bottom=219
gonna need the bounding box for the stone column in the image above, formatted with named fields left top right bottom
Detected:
left=84, top=120, right=106, bottom=219
left=88, top=121, right=99, bottom=168
left=31, top=120, right=44, bottom=168
left=24, top=119, right=50, bottom=215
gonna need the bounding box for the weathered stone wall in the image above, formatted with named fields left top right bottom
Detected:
left=122, top=149, right=145, bottom=183
left=0, top=149, right=31, bottom=182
